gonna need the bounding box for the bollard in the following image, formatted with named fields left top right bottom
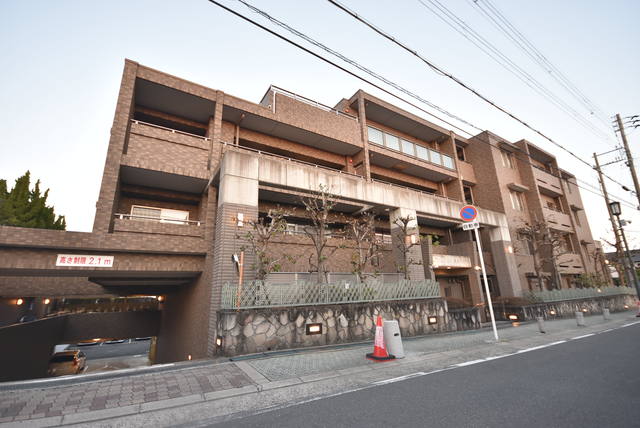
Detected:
left=536, top=316, right=546, bottom=333
left=603, top=308, right=611, bottom=320
left=383, top=320, right=405, bottom=359
left=575, top=311, right=585, bottom=327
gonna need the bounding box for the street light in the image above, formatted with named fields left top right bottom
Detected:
left=610, top=202, right=640, bottom=308
left=609, top=201, right=621, bottom=216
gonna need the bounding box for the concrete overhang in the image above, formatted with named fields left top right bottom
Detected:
left=349, top=91, right=450, bottom=143
left=222, top=105, right=360, bottom=156
left=134, top=78, right=215, bottom=124
left=507, top=182, right=530, bottom=193
left=120, top=165, right=208, bottom=194
left=369, top=147, right=457, bottom=182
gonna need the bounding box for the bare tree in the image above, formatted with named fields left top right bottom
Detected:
left=393, top=215, right=421, bottom=280
left=239, top=208, right=293, bottom=281
left=300, top=185, right=343, bottom=284
left=345, top=212, right=382, bottom=283
left=518, top=219, right=571, bottom=290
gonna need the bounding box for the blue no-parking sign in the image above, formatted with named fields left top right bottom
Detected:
left=459, top=205, right=478, bottom=222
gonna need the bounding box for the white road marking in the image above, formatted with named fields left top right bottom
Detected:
left=374, top=372, right=426, bottom=385
left=571, top=333, right=595, bottom=340
left=455, top=359, right=485, bottom=367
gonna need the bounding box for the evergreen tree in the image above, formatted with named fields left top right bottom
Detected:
left=0, top=171, right=66, bottom=230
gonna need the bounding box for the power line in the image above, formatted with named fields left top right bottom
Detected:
left=417, top=0, right=612, bottom=142
left=206, top=0, right=637, bottom=211
left=471, top=0, right=613, bottom=132
left=326, top=0, right=633, bottom=195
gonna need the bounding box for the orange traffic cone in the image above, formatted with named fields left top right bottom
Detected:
left=366, top=315, right=395, bottom=361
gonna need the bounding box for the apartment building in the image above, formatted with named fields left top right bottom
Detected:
left=466, top=131, right=610, bottom=292
left=0, top=59, right=605, bottom=367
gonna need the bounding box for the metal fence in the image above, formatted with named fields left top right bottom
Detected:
left=525, top=286, right=637, bottom=303
left=221, top=279, right=441, bottom=309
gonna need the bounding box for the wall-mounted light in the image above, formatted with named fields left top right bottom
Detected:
left=597, top=288, right=602, bottom=293
left=428, top=316, right=438, bottom=325
left=236, top=213, right=244, bottom=227
left=157, top=296, right=164, bottom=302
left=624, top=304, right=629, bottom=309
left=508, top=314, right=519, bottom=321
left=549, top=309, right=556, bottom=316
left=604, top=259, right=610, bottom=265
left=506, top=245, right=513, bottom=254
left=43, top=298, right=51, bottom=305
left=306, top=323, right=323, bottom=335
left=16, top=298, right=24, bottom=306
left=581, top=308, right=588, bottom=313
left=187, top=354, right=192, bottom=361
left=216, top=336, right=223, bottom=347
left=474, top=266, right=481, bottom=271
left=405, top=234, right=418, bottom=245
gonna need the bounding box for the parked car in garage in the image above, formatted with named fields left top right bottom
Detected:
left=48, top=350, right=87, bottom=376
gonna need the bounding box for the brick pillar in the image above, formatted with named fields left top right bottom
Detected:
left=356, top=92, right=371, bottom=180
left=390, top=208, right=425, bottom=280
left=92, top=60, right=138, bottom=233
left=208, top=151, right=259, bottom=356
left=488, top=226, right=522, bottom=297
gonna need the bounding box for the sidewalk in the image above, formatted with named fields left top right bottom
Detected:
left=1, top=311, right=638, bottom=427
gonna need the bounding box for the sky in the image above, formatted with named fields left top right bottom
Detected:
left=1, top=0, right=639, bottom=250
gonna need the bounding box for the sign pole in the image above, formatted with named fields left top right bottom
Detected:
left=473, top=227, right=499, bottom=342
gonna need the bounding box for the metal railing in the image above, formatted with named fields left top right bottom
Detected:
left=114, top=213, right=202, bottom=226
left=221, top=278, right=441, bottom=309
left=131, top=120, right=210, bottom=141
left=269, top=85, right=358, bottom=121
left=526, top=286, right=636, bottom=303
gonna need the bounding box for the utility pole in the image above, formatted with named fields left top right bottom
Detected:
left=594, top=153, right=630, bottom=286
left=616, top=113, right=640, bottom=209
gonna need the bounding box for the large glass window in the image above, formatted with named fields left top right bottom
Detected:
left=415, top=145, right=428, bottom=160
left=400, top=139, right=415, bottom=156
left=385, top=133, right=400, bottom=151
left=442, top=155, right=454, bottom=169
left=131, top=205, right=189, bottom=225
left=429, top=150, right=442, bottom=165
left=367, top=126, right=384, bottom=145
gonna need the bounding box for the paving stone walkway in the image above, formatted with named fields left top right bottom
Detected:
left=0, top=311, right=636, bottom=426
left=0, top=363, right=252, bottom=423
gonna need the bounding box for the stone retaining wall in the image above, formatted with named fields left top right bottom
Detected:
left=216, top=298, right=480, bottom=356
left=491, top=294, right=636, bottom=321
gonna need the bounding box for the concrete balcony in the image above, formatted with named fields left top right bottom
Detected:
left=557, top=253, right=583, bottom=274
left=122, top=121, right=211, bottom=183
left=113, top=215, right=204, bottom=238
left=534, top=167, right=563, bottom=196
left=432, top=254, right=472, bottom=269
left=543, top=207, right=573, bottom=233
left=458, top=160, right=477, bottom=184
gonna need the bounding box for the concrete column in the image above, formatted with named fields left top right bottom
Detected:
left=489, top=226, right=522, bottom=297
left=390, top=208, right=425, bottom=280
left=356, top=92, right=371, bottom=180
left=421, top=239, right=435, bottom=280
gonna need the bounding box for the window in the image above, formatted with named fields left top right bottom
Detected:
left=415, top=145, right=429, bottom=161
left=573, top=210, right=581, bottom=226
left=463, top=186, right=473, bottom=205
left=385, top=133, right=400, bottom=151
left=367, top=126, right=384, bottom=145
left=400, top=139, right=415, bottom=156
left=429, top=150, right=442, bottom=166
left=131, top=205, right=190, bottom=225
left=500, top=150, right=514, bottom=169
left=456, top=145, right=465, bottom=161
left=509, top=190, right=524, bottom=211
left=442, top=154, right=454, bottom=169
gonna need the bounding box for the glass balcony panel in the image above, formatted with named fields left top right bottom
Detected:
left=442, top=154, right=454, bottom=169
left=401, top=139, right=415, bottom=156
left=368, top=126, right=384, bottom=145
left=429, top=149, right=442, bottom=165
left=385, top=133, right=400, bottom=151
left=415, top=145, right=428, bottom=161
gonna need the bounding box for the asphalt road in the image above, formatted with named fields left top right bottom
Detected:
left=67, top=339, right=150, bottom=359
left=218, top=324, right=640, bottom=428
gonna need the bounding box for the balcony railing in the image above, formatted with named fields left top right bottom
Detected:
left=114, top=213, right=202, bottom=226
left=525, top=286, right=636, bottom=303
left=131, top=120, right=210, bottom=141
left=221, top=279, right=441, bottom=309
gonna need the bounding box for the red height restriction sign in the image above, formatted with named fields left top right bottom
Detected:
left=459, top=205, right=478, bottom=222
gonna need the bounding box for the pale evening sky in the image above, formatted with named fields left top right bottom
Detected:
left=0, top=0, right=638, bottom=249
